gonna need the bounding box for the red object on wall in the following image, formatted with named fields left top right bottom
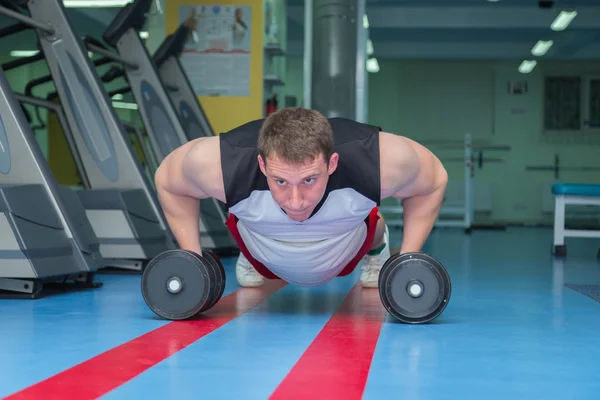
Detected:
left=266, top=93, right=278, bottom=116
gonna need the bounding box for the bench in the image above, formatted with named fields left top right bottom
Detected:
left=552, top=183, right=600, bottom=257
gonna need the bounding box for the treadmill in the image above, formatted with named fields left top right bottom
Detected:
left=153, top=23, right=214, bottom=140
left=103, top=21, right=216, bottom=141
left=0, top=66, right=102, bottom=298
left=6, top=58, right=159, bottom=189
left=85, top=0, right=238, bottom=256
left=0, top=0, right=175, bottom=270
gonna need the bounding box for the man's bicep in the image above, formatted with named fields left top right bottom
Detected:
left=383, top=133, right=446, bottom=199
left=403, top=138, right=447, bottom=197
left=181, top=140, right=215, bottom=199
left=156, top=138, right=210, bottom=199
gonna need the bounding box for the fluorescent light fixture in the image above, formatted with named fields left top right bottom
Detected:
left=112, top=101, right=138, bottom=110
left=63, top=0, right=133, bottom=7
left=111, top=93, right=124, bottom=100
left=363, top=14, right=369, bottom=29
left=10, top=50, right=39, bottom=57
left=531, top=40, right=553, bottom=56
left=518, top=60, right=537, bottom=74
left=139, top=31, right=149, bottom=39
left=551, top=11, right=577, bottom=31
left=366, top=57, right=379, bottom=73
left=366, top=39, right=374, bottom=56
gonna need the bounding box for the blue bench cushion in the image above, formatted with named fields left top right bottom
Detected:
left=552, top=183, right=600, bottom=196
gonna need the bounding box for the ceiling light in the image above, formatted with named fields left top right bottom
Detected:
left=366, top=58, right=379, bottom=73
left=10, top=50, right=39, bottom=57
left=111, top=94, right=124, bottom=100
left=139, top=31, right=149, bottom=39
left=518, top=60, right=537, bottom=74
left=487, top=0, right=500, bottom=2
left=63, top=0, right=133, bottom=7
left=531, top=40, right=553, bottom=56
left=112, top=101, right=138, bottom=110
left=551, top=11, right=577, bottom=31
left=363, top=14, right=369, bottom=29
left=366, top=39, right=374, bottom=56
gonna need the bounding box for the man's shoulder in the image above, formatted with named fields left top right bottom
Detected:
left=218, top=120, right=267, bottom=208
left=328, top=118, right=382, bottom=145
left=225, top=118, right=265, bottom=133
left=219, top=118, right=264, bottom=148
left=325, top=119, right=382, bottom=205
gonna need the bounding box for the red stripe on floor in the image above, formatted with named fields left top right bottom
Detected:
left=5, top=281, right=287, bottom=400
left=269, top=283, right=387, bottom=400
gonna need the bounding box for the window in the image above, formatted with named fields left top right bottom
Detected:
left=589, top=78, right=600, bottom=127
left=544, top=76, right=581, bottom=131
left=544, top=74, right=600, bottom=134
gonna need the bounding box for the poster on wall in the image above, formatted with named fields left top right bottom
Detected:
left=178, top=5, right=252, bottom=97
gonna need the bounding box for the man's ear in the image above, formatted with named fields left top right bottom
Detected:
left=328, top=152, right=339, bottom=175
left=258, top=155, right=267, bottom=176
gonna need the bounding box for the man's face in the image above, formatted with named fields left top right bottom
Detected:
left=258, top=152, right=339, bottom=222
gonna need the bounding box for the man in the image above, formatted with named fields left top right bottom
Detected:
left=154, top=107, right=447, bottom=288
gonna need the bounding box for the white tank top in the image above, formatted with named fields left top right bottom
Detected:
left=230, top=189, right=375, bottom=286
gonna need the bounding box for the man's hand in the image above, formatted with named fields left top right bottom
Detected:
left=397, top=180, right=446, bottom=254
left=379, top=132, right=448, bottom=254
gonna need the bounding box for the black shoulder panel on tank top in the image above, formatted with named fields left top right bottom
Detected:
left=219, top=119, right=266, bottom=208
left=219, top=117, right=382, bottom=209
left=326, top=118, right=382, bottom=206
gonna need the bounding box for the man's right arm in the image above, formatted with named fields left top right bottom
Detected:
left=154, top=137, right=219, bottom=255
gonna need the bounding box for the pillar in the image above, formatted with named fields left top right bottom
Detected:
left=304, top=0, right=367, bottom=121
left=311, top=0, right=359, bottom=119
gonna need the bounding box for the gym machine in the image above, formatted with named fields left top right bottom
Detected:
left=99, top=23, right=215, bottom=141
left=0, top=0, right=175, bottom=270
left=526, top=153, right=600, bottom=180
left=0, top=66, right=102, bottom=297
left=83, top=0, right=238, bottom=256
left=15, top=94, right=91, bottom=189
left=122, top=121, right=160, bottom=184
left=101, top=21, right=215, bottom=141
left=152, top=22, right=214, bottom=140
left=19, top=77, right=171, bottom=255
left=379, top=133, right=511, bottom=232
left=5, top=58, right=154, bottom=190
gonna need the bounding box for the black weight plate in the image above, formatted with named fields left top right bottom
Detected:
left=141, top=250, right=215, bottom=320
left=194, top=249, right=219, bottom=314
left=379, top=252, right=451, bottom=324
left=202, top=250, right=226, bottom=310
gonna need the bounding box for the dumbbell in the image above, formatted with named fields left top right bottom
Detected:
left=141, top=249, right=226, bottom=320
left=378, top=252, right=451, bottom=324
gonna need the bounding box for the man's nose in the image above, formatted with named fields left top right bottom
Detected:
left=289, top=187, right=303, bottom=209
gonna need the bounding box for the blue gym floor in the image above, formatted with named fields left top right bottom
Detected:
left=1, top=227, right=600, bottom=399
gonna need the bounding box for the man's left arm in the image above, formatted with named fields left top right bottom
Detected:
left=397, top=175, right=447, bottom=254
left=381, top=134, right=448, bottom=254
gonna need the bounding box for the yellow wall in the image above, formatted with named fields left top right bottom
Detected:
left=47, top=109, right=81, bottom=186
left=165, top=0, right=264, bottom=134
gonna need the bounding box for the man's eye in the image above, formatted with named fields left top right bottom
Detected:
left=276, top=180, right=286, bottom=185
left=305, top=178, right=314, bottom=184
